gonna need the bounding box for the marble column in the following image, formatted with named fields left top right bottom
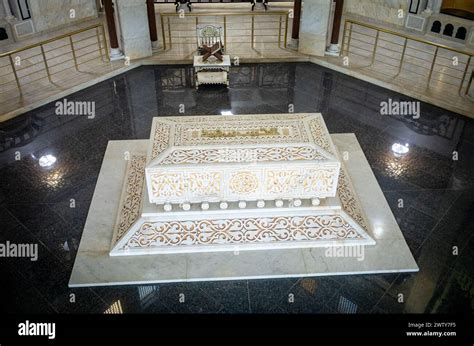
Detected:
left=104, top=0, right=124, bottom=60
left=115, top=0, right=152, bottom=60
left=146, top=0, right=159, bottom=50
left=298, top=0, right=332, bottom=57
left=423, top=0, right=442, bottom=14
left=325, top=0, right=344, bottom=56
left=2, top=0, right=15, bottom=21
left=291, top=0, right=302, bottom=40
left=431, top=0, right=443, bottom=13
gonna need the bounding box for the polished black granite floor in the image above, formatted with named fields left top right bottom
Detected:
left=0, top=62, right=473, bottom=314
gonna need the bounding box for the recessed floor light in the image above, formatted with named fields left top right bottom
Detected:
left=38, top=154, right=57, bottom=167
left=391, top=143, right=409, bottom=157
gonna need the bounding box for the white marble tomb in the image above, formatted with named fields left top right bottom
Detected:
left=111, top=114, right=374, bottom=256
left=69, top=113, right=418, bottom=286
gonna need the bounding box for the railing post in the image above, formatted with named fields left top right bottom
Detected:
left=341, top=20, right=348, bottom=55
left=70, top=36, right=79, bottom=70
left=251, top=15, right=255, bottom=49
left=223, top=15, right=227, bottom=49
left=459, top=56, right=471, bottom=94
left=168, top=16, right=172, bottom=49
left=465, top=70, right=473, bottom=95
left=345, top=21, right=353, bottom=57
left=427, top=46, right=438, bottom=86
left=101, top=24, right=110, bottom=61
left=370, top=30, right=379, bottom=66
left=395, top=37, right=407, bottom=77
left=160, top=14, right=166, bottom=51
left=8, top=55, right=21, bottom=91
left=95, top=28, right=103, bottom=62
left=195, top=16, right=199, bottom=52
left=284, top=12, right=289, bottom=48
left=40, top=44, right=52, bottom=82
left=278, top=15, right=282, bottom=48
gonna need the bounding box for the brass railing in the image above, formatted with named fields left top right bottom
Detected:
left=342, top=19, right=473, bottom=97
left=466, top=71, right=473, bottom=96
left=159, top=11, right=289, bottom=51
left=0, top=23, right=109, bottom=93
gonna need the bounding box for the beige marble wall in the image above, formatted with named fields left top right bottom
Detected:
left=299, top=0, right=331, bottom=56
left=28, top=0, right=97, bottom=33
left=344, top=0, right=409, bottom=27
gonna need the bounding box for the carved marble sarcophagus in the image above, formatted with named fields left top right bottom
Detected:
left=145, top=114, right=341, bottom=208
left=109, top=113, right=374, bottom=256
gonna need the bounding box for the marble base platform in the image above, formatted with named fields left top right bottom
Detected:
left=69, top=134, right=418, bottom=287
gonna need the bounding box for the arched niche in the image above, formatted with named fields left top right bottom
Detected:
left=431, top=20, right=442, bottom=33
left=443, top=23, right=454, bottom=36
left=0, top=27, right=8, bottom=41
left=455, top=27, right=467, bottom=40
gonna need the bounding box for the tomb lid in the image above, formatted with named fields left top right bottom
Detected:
left=146, top=113, right=339, bottom=167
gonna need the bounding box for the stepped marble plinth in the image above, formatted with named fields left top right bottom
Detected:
left=69, top=113, right=419, bottom=286
left=108, top=114, right=374, bottom=256
left=69, top=132, right=418, bottom=287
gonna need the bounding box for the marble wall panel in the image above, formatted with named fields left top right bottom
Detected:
left=28, top=0, right=97, bottom=33
left=116, top=0, right=152, bottom=60
left=299, top=0, right=331, bottom=56
left=344, top=0, right=409, bottom=27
